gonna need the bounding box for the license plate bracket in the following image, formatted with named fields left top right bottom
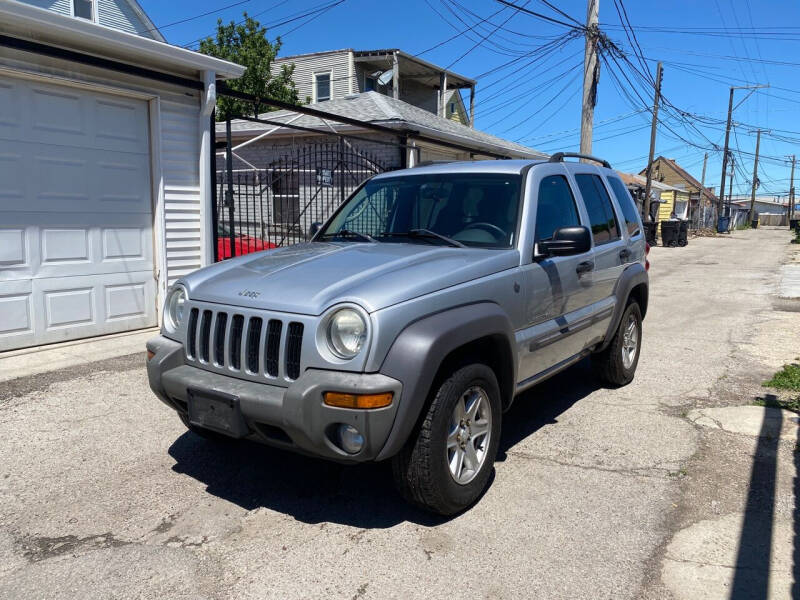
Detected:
left=187, top=388, right=248, bottom=438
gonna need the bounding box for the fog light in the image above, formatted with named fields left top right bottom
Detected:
left=337, top=424, right=364, bottom=454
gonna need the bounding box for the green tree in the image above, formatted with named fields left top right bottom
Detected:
left=198, top=14, right=299, bottom=121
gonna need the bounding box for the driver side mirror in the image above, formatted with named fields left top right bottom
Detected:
left=308, top=222, right=322, bottom=238
left=538, top=226, right=592, bottom=257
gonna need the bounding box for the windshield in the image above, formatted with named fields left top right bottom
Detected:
left=319, top=173, right=523, bottom=248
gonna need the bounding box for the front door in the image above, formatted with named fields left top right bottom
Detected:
left=517, top=167, right=595, bottom=382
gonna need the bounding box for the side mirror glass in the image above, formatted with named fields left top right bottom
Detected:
left=537, top=226, right=592, bottom=258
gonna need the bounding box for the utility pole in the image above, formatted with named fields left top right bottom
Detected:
left=727, top=154, right=735, bottom=215
left=718, top=84, right=769, bottom=219
left=789, top=155, right=796, bottom=222
left=698, top=152, right=708, bottom=228
left=579, top=0, right=599, bottom=159
left=643, top=61, right=663, bottom=222
left=748, top=129, right=763, bottom=221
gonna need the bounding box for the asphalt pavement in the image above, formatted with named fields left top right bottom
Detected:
left=0, top=227, right=798, bottom=599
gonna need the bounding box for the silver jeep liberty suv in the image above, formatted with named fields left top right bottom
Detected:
left=147, top=152, right=649, bottom=515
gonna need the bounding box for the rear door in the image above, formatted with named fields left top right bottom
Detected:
left=605, top=173, right=646, bottom=265
left=571, top=170, right=626, bottom=306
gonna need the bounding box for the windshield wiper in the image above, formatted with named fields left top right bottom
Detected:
left=319, top=229, right=376, bottom=243
left=381, top=229, right=465, bottom=248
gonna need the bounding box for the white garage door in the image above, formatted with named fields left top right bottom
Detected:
left=0, top=76, right=157, bottom=351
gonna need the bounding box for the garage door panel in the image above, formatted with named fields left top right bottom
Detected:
left=0, top=76, right=156, bottom=351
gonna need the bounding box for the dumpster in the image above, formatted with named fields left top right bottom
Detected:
left=678, top=220, right=689, bottom=246
left=661, top=220, right=680, bottom=247
left=717, top=215, right=731, bottom=233
left=644, top=221, right=657, bottom=245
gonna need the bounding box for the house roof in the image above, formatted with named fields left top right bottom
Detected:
left=125, top=0, right=167, bottom=43
left=0, top=0, right=245, bottom=80
left=617, top=171, right=683, bottom=192
left=273, top=48, right=475, bottom=88
left=221, top=91, right=546, bottom=159
left=639, top=157, right=717, bottom=201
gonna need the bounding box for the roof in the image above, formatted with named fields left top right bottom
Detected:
left=222, top=91, right=546, bottom=159
left=273, top=48, right=475, bottom=88
left=640, top=157, right=717, bottom=201
left=617, top=171, right=683, bottom=192
left=0, top=0, right=245, bottom=80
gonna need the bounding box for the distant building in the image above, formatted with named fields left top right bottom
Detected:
left=272, top=48, right=475, bottom=126
left=639, top=157, right=717, bottom=225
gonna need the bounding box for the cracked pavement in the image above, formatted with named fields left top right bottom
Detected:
left=0, top=228, right=798, bottom=599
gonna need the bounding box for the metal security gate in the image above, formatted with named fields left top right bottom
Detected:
left=216, top=136, right=394, bottom=260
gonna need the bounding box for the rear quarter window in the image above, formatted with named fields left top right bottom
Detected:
left=606, top=176, right=642, bottom=237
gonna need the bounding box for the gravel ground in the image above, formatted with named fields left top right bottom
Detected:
left=0, top=227, right=797, bottom=599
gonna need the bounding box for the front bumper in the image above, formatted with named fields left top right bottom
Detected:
left=146, top=335, right=402, bottom=462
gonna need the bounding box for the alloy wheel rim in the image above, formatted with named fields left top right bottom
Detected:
left=446, top=386, right=492, bottom=485
left=621, top=315, right=639, bottom=369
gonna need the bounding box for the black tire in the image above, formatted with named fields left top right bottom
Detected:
left=592, top=301, right=642, bottom=386
left=178, top=412, right=234, bottom=443
left=391, top=363, right=502, bottom=516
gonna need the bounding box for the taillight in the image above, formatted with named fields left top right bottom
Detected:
left=645, top=243, right=650, bottom=271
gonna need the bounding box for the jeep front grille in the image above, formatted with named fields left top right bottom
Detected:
left=185, top=306, right=305, bottom=383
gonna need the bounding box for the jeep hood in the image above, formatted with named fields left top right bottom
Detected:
left=181, top=242, right=519, bottom=314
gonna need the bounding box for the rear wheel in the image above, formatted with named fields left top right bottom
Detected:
left=391, top=363, right=501, bottom=516
left=592, top=301, right=642, bottom=386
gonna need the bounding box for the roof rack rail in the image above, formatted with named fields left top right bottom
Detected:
left=548, top=152, right=611, bottom=169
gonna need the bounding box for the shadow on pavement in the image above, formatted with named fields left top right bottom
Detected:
left=729, top=402, right=783, bottom=599
left=168, top=358, right=601, bottom=527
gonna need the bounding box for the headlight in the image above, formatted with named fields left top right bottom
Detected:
left=326, top=308, right=367, bottom=359
left=164, top=285, right=187, bottom=334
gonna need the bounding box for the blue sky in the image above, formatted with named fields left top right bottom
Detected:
left=140, top=0, right=800, bottom=198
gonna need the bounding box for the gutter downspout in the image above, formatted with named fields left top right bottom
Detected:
left=200, top=70, right=216, bottom=266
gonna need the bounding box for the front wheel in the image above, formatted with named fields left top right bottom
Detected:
left=592, top=301, right=642, bottom=386
left=391, top=363, right=502, bottom=516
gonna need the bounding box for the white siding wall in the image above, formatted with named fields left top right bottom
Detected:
left=273, top=51, right=353, bottom=103
left=16, top=0, right=158, bottom=39
left=161, top=97, right=203, bottom=286
left=97, top=0, right=156, bottom=38
left=18, top=0, right=71, bottom=14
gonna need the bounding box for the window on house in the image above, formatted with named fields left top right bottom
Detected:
left=365, top=76, right=376, bottom=92
left=449, top=102, right=455, bottom=114
left=315, top=72, right=331, bottom=102
left=73, top=0, right=94, bottom=20
left=574, top=174, right=621, bottom=244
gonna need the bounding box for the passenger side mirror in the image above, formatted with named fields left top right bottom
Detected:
left=309, top=222, right=322, bottom=238
left=538, top=226, right=592, bottom=257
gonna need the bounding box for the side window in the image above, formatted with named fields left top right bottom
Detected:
left=607, top=176, right=642, bottom=237
left=574, top=174, right=620, bottom=245
left=534, top=175, right=581, bottom=242
left=314, top=72, right=331, bottom=102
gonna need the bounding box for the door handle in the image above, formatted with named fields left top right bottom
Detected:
left=576, top=260, right=594, bottom=275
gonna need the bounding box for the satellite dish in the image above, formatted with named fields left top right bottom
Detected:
left=377, top=68, right=394, bottom=86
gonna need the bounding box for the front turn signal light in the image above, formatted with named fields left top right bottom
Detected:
left=146, top=349, right=155, bottom=361
left=323, top=391, right=393, bottom=409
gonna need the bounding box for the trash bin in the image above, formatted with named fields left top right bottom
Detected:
left=751, top=218, right=759, bottom=229
left=717, top=215, right=731, bottom=233
left=791, top=218, right=799, bottom=231
left=661, top=220, right=680, bottom=247
left=644, top=221, right=657, bottom=246
left=678, top=220, right=689, bottom=246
